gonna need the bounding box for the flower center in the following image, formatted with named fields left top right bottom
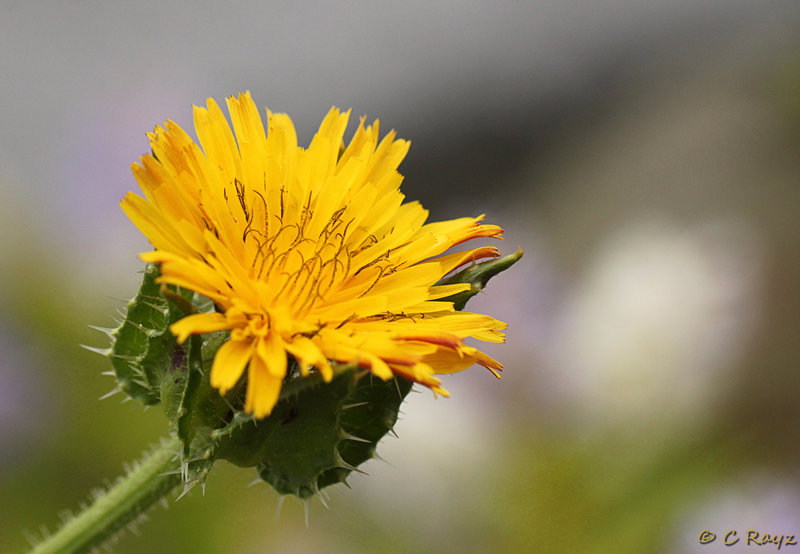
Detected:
left=229, top=181, right=392, bottom=321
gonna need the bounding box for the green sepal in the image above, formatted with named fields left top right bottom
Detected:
left=191, top=330, right=237, bottom=429
left=436, top=248, right=523, bottom=310
left=210, top=367, right=412, bottom=498
left=317, top=371, right=412, bottom=490
left=160, top=330, right=233, bottom=458
left=174, top=335, right=204, bottom=458
left=106, top=263, right=231, bottom=449
left=158, top=337, right=192, bottom=422
left=108, top=264, right=195, bottom=406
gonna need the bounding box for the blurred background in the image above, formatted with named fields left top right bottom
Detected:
left=2, top=1, right=799, bottom=552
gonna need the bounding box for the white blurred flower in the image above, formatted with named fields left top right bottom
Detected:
left=550, top=217, right=763, bottom=427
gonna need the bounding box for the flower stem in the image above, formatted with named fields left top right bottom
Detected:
left=30, top=437, right=183, bottom=554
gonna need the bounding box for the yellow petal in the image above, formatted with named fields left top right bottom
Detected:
left=245, top=353, right=283, bottom=418
left=210, top=337, right=254, bottom=394
left=255, top=330, right=288, bottom=379
left=284, top=335, right=333, bottom=381
left=169, top=312, right=231, bottom=343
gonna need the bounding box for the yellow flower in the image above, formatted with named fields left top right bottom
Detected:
left=122, top=92, right=507, bottom=418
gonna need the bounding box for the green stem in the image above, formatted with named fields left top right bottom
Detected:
left=30, top=437, right=183, bottom=554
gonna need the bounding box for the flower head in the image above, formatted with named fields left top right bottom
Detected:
left=122, top=92, right=507, bottom=418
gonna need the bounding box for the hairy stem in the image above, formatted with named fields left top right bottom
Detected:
left=30, top=437, right=182, bottom=554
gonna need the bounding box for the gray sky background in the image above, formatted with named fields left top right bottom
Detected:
left=1, top=1, right=782, bottom=270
